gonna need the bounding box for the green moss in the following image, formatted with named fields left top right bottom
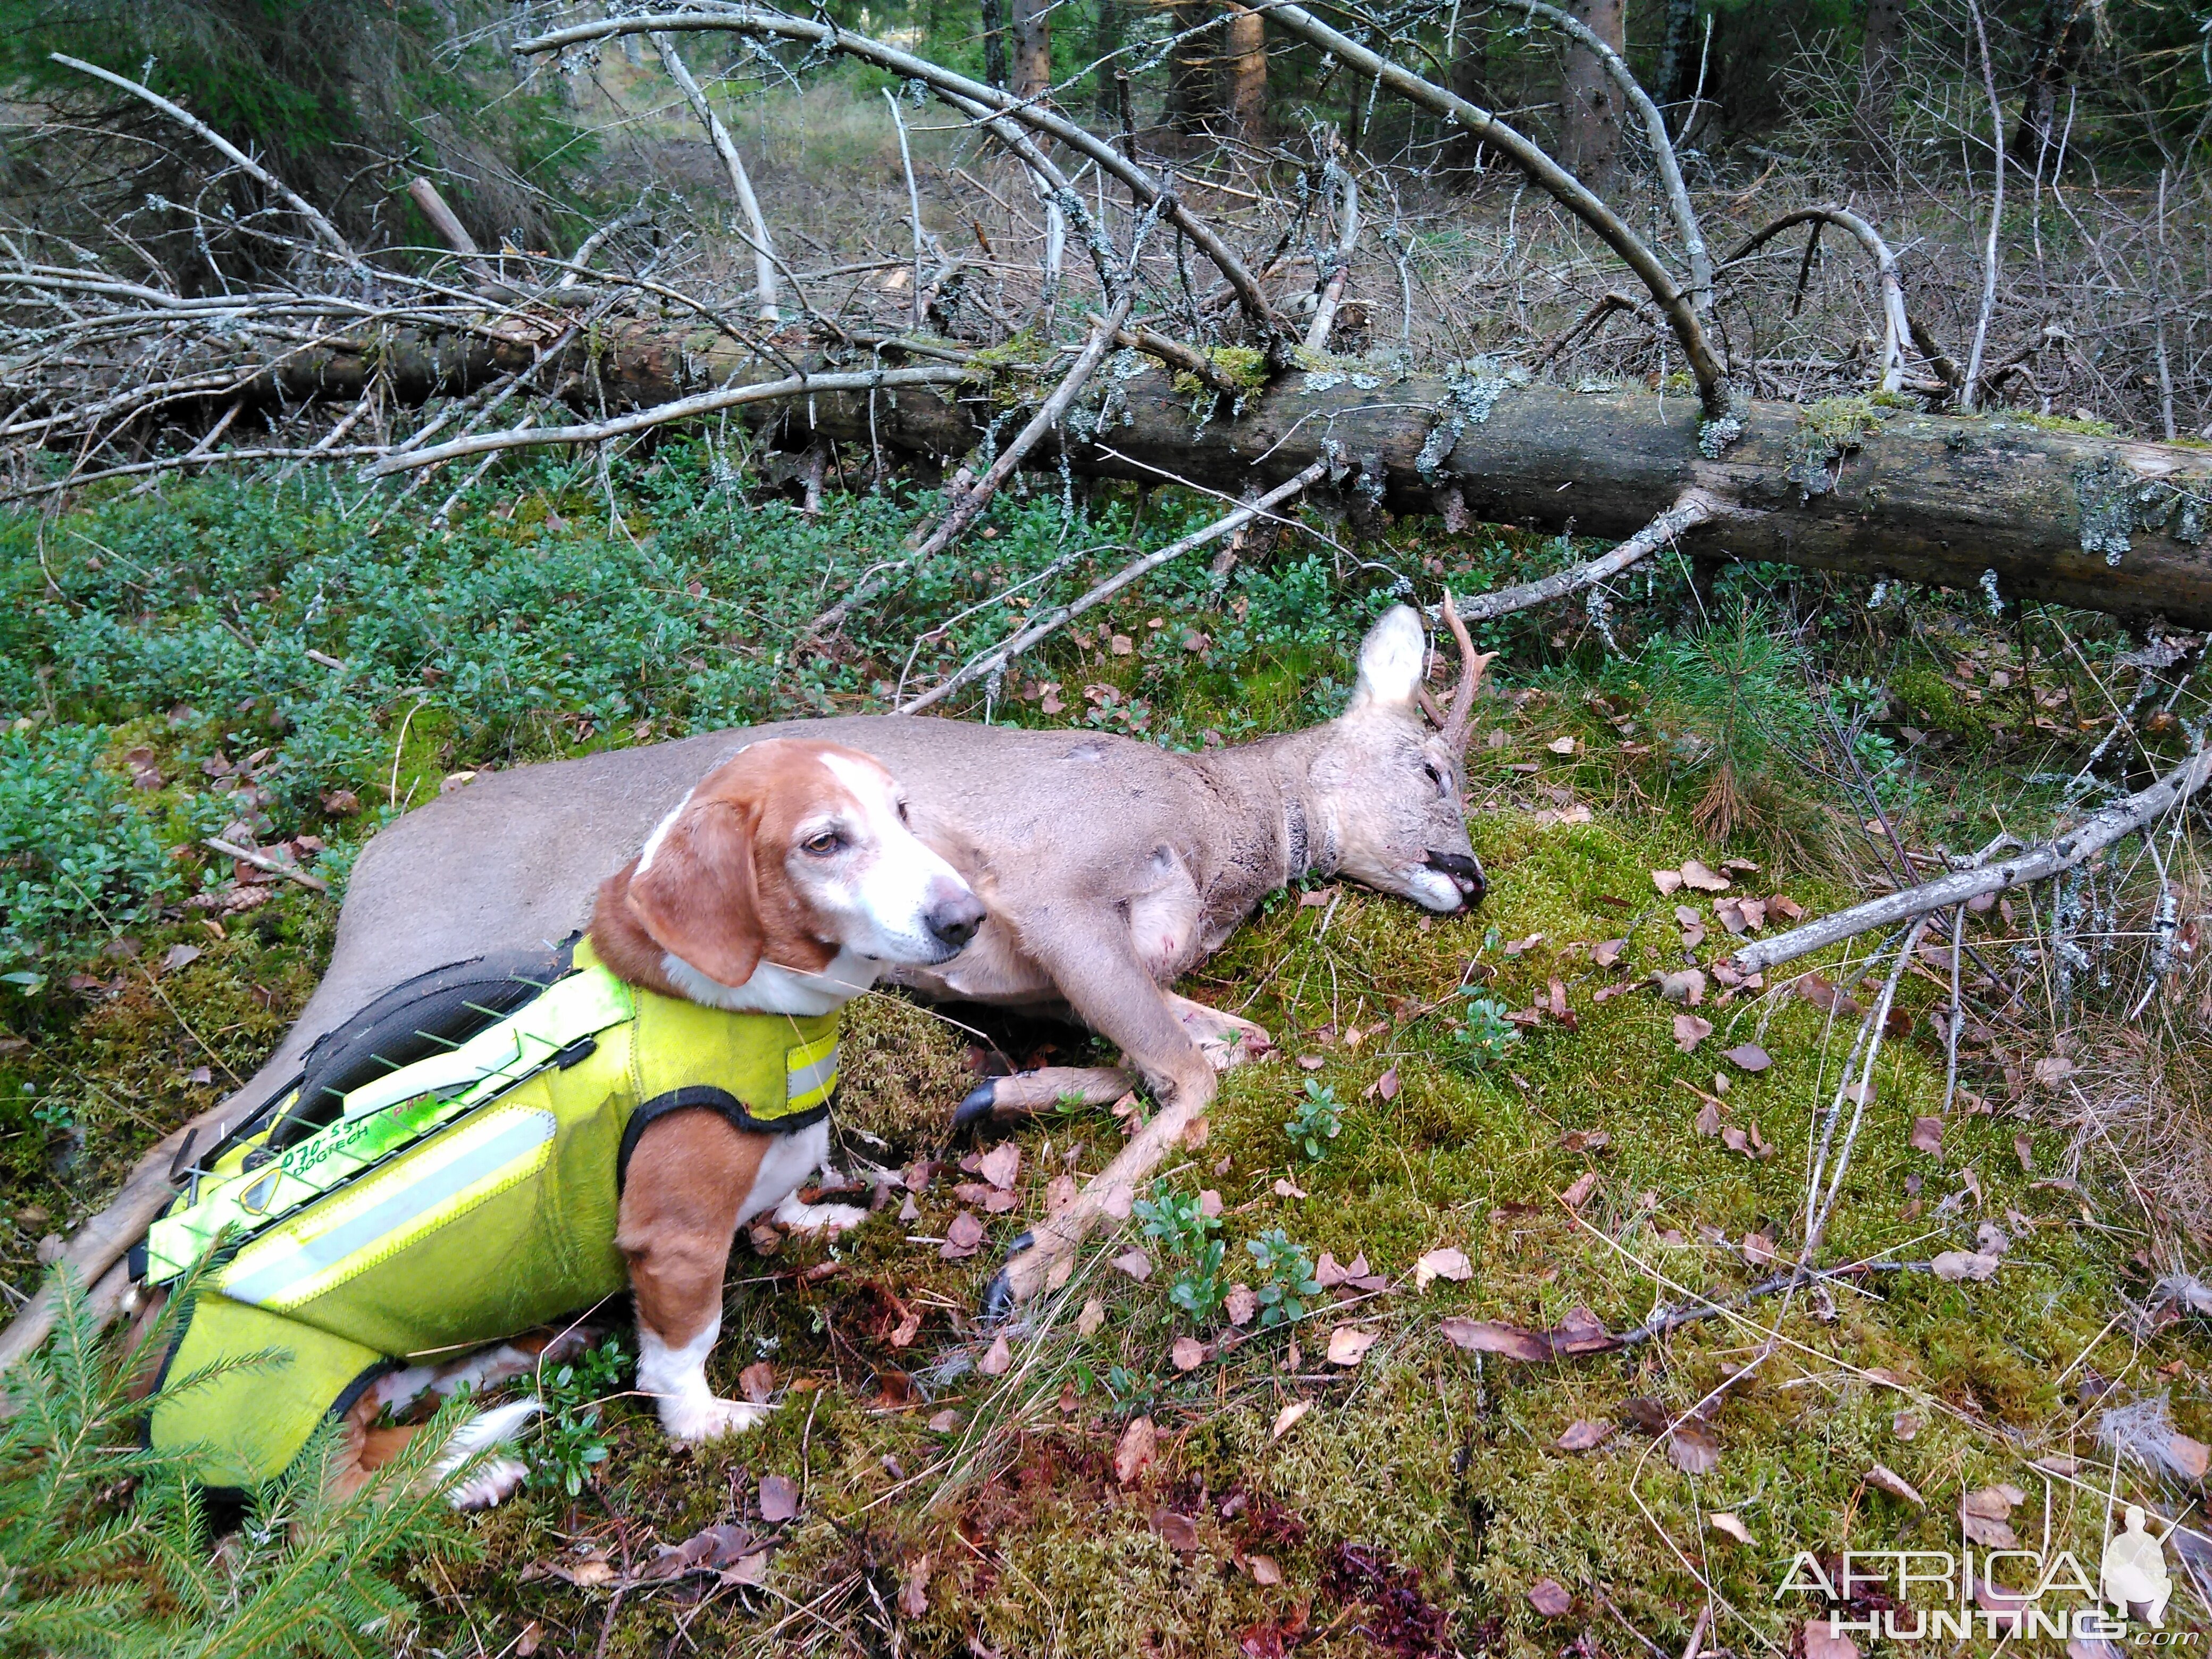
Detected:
left=1172, top=345, right=1269, bottom=401
left=1786, top=396, right=1883, bottom=496
left=1889, top=664, right=1998, bottom=739
left=2014, top=411, right=2118, bottom=437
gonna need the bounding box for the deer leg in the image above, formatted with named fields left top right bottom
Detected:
left=981, top=924, right=1217, bottom=1311
left=1163, top=992, right=1273, bottom=1070
left=954, top=1065, right=1134, bottom=1129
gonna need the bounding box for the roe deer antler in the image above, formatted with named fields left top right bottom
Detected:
left=1419, top=591, right=1496, bottom=751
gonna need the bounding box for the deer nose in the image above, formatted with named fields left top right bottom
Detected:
left=925, top=883, right=986, bottom=951
left=1425, top=850, right=1485, bottom=907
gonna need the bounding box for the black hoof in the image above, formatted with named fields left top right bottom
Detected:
left=953, top=1079, right=998, bottom=1132
left=977, top=1231, right=1034, bottom=1324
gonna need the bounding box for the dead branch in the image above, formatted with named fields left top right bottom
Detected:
left=1453, top=489, right=1720, bottom=623
left=1497, top=0, right=1713, bottom=311
left=1304, top=152, right=1360, bottom=354
left=1115, top=326, right=1243, bottom=396
left=1533, top=291, right=1645, bottom=371
left=1254, top=0, right=1737, bottom=421
left=653, top=31, right=782, bottom=324
left=1734, top=746, right=2212, bottom=976
left=1722, top=207, right=1921, bottom=395
left=806, top=295, right=1137, bottom=641
left=48, top=53, right=363, bottom=270
left=204, top=837, right=330, bottom=893
left=515, top=9, right=1285, bottom=341
left=404, top=177, right=498, bottom=290
left=898, top=457, right=1331, bottom=714
left=366, top=365, right=971, bottom=475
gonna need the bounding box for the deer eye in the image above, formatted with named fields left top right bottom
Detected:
left=802, top=829, right=845, bottom=857
left=1422, top=761, right=1448, bottom=794
left=896, top=799, right=912, bottom=826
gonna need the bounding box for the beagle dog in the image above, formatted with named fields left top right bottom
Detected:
left=315, top=739, right=983, bottom=1502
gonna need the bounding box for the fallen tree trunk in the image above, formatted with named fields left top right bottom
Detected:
left=157, top=317, right=2212, bottom=627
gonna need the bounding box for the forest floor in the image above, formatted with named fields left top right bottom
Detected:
left=4, top=433, right=2208, bottom=1654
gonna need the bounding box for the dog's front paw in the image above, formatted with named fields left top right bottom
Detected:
left=446, top=1454, right=530, bottom=1510
left=661, top=1395, right=774, bottom=1444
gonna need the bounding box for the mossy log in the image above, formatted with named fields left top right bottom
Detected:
left=266, top=320, right=2212, bottom=627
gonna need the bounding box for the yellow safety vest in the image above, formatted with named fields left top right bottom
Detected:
left=138, top=940, right=839, bottom=1492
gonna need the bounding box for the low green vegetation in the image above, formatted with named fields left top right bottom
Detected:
left=1, top=450, right=2202, bottom=1656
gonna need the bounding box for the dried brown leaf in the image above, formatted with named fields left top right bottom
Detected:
left=940, top=1211, right=985, bottom=1259
left=1708, top=1511, right=1756, bottom=1546
left=1527, top=1578, right=1574, bottom=1617
left=758, top=1474, right=800, bottom=1524
left=1864, top=1463, right=1925, bottom=1506
left=1326, top=1326, right=1379, bottom=1367
left=1111, top=1248, right=1153, bottom=1281
left=1666, top=1421, right=1722, bottom=1473
left=1414, top=1246, right=1473, bottom=1289
left=1114, top=1415, right=1158, bottom=1485
left=1439, top=1317, right=1549, bottom=1362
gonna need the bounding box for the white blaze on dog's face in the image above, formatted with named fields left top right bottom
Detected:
left=617, top=740, right=984, bottom=1011
left=802, top=750, right=982, bottom=965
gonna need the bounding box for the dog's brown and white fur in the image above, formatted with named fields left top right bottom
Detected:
left=306, top=739, right=982, bottom=1502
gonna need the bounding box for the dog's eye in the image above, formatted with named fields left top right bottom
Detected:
left=802, top=831, right=844, bottom=857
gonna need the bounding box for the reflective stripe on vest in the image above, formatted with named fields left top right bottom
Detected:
left=143, top=967, right=635, bottom=1288
left=785, top=1032, right=839, bottom=1113
left=222, top=1104, right=557, bottom=1311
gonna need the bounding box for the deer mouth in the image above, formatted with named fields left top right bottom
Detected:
left=1423, top=850, right=1486, bottom=907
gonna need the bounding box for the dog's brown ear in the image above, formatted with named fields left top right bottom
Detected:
left=625, top=797, right=765, bottom=988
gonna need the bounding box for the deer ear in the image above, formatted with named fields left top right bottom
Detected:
left=1349, top=605, right=1427, bottom=713
left=625, top=799, right=765, bottom=987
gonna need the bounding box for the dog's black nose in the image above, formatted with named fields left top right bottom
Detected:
left=1425, top=850, right=1486, bottom=906
left=926, top=887, right=986, bottom=951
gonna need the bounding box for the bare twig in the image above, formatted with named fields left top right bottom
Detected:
left=48, top=53, right=363, bottom=269
left=404, top=177, right=498, bottom=289
left=806, top=294, right=1137, bottom=640
left=1734, top=747, right=2212, bottom=975
left=655, top=33, right=782, bottom=323
left=898, top=457, right=1331, bottom=714
left=1453, top=489, right=1719, bottom=623
left=1497, top=0, right=1713, bottom=311
left=366, top=365, right=970, bottom=474
left=1962, top=0, right=2006, bottom=410
left=203, top=837, right=330, bottom=893
left=1721, top=207, right=1918, bottom=393
left=1305, top=152, right=1361, bottom=353
left=1115, top=326, right=1243, bottom=396
left=516, top=10, right=1284, bottom=340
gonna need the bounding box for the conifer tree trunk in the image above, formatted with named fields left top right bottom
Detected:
left=979, top=0, right=1009, bottom=88
left=1558, top=0, right=1625, bottom=191
left=1855, top=0, right=1908, bottom=169
left=1010, top=0, right=1051, bottom=101
left=1220, top=3, right=1268, bottom=143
